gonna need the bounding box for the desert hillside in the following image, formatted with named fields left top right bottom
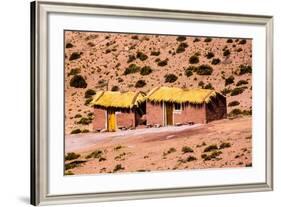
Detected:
left=64, top=31, right=252, bottom=134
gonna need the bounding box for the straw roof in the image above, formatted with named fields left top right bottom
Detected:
left=147, top=86, right=222, bottom=104
left=91, top=91, right=146, bottom=109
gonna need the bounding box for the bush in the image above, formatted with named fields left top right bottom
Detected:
left=206, top=52, right=214, bottom=59
left=140, top=66, right=152, bottom=75
left=237, top=48, right=243, bottom=52
left=111, top=85, right=119, bottom=91
left=223, top=49, right=231, bottom=56
left=77, top=117, right=92, bottom=125
left=221, top=87, right=231, bottom=95
left=196, top=64, right=213, bottom=75
left=65, top=42, right=74, bottom=48
left=176, top=36, right=186, bottom=41
left=193, top=38, right=200, bottom=42
left=135, top=80, right=146, bottom=88
left=176, top=42, right=188, bottom=53
left=226, top=39, right=233, bottom=43
left=86, top=150, right=103, bottom=159
left=202, top=150, right=222, bottom=161
left=198, top=81, right=205, bottom=88
left=67, top=68, right=80, bottom=76
left=82, top=129, right=89, bottom=133
left=124, top=64, right=140, bottom=75
left=185, top=67, right=193, bottom=77
left=69, top=52, right=81, bottom=61
left=239, top=39, right=247, bottom=44
left=204, top=83, right=214, bottom=90
left=65, top=160, right=86, bottom=170
left=189, top=55, right=199, bottom=64
left=236, top=80, right=248, bottom=86
left=70, top=75, right=87, bottom=88
left=70, top=129, right=81, bottom=134
left=150, top=51, right=160, bottom=56
left=204, top=144, right=218, bottom=152
left=204, top=37, right=212, bottom=42
left=228, top=101, right=240, bottom=107
left=136, top=51, right=148, bottom=61
left=131, top=35, right=138, bottom=40
left=163, top=147, right=177, bottom=156
left=84, top=89, right=96, bottom=98
left=164, top=74, right=178, bottom=83
left=127, top=55, right=136, bottom=63
left=219, top=142, right=231, bottom=149
left=113, top=164, right=125, bottom=172
left=84, top=97, right=93, bottom=106
left=230, top=87, right=244, bottom=96
left=157, top=59, right=168, bottom=67
left=211, top=58, right=221, bottom=65
left=225, top=75, right=235, bottom=86
left=239, top=65, right=252, bottom=75
left=182, top=146, right=194, bottom=153
left=65, top=152, right=80, bottom=161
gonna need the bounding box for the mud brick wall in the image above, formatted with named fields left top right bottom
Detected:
left=206, top=96, right=227, bottom=122
left=146, top=102, right=164, bottom=126
left=92, top=108, right=106, bottom=130
left=116, top=111, right=135, bottom=128
left=173, top=104, right=207, bottom=124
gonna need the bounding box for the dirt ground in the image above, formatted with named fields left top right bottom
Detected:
left=65, top=116, right=252, bottom=175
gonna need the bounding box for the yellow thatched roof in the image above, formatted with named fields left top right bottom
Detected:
left=147, top=86, right=221, bottom=104
left=91, top=91, right=146, bottom=109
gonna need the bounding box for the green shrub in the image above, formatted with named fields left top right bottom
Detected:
left=69, top=52, right=81, bottom=61
left=111, top=85, right=119, bottom=91
left=204, top=144, right=218, bottom=152
left=65, top=160, right=86, bottom=170
left=176, top=36, right=186, bottom=41
left=136, top=51, right=148, bottom=61
left=204, top=83, right=214, bottom=90
left=81, top=129, right=89, bottom=133
left=239, top=65, right=252, bottom=75
left=221, top=87, right=231, bottom=95
left=202, top=150, right=222, bottom=161
left=135, top=80, right=146, bottom=88
left=230, top=87, right=244, bottom=96
left=176, top=42, right=188, bottom=53
left=206, top=52, right=214, bottom=59
left=113, top=164, right=125, bottom=172
left=84, top=89, right=96, bottom=98
left=124, top=64, right=140, bottom=75
left=65, top=171, right=74, bottom=175
left=70, top=75, right=87, bottom=88
left=239, top=39, right=247, bottom=44
left=223, top=49, right=231, bottom=56
left=163, top=147, right=177, bottom=156
left=196, top=64, right=213, bottom=75
left=157, top=59, right=168, bottom=66
left=219, top=142, right=231, bottom=149
left=198, top=81, right=205, bottom=88
left=74, top=114, right=82, bottom=118
left=77, top=117, right=92, bottom=125
left=226, top=39, right=233, bottom=43
left=186, top=156, right=197, bottom=162
left=182, top=146, right=194, bottom=153
left=65, top=152, right=80, bottom=161
left=189, top=55, right=199, bottom=64
left=204, top=37, right=212, bottom=42
left=229, top=109, right=252, bottom=117
left=225, top=75, right=235, bottom=86
left=236, top=80, right=248, bottom=86
left=193, top=38, right=200, bottom=42
left=185, top=68, right=193, bottom=77
left=66, top=42, right=74, bottom=48
left=211, top=58, right=221, bottom=65
left=228, top=101, right=240, bottom=107
left=70, top=129, right=81, bottom=134
left=84, top=97, right=93, bottom=106
left=165, top=74, right=178, bottom=83
left=237, top=48, right=243, bottom=52
left=67, top=68, right=80, bottom=76
left=150, top=51, right=160, bottom=56
left=131, top=35, right=139, bottom=40
left=127, top=55, right=136, bottom=63
left=86, top=150, right=103, bottom=159
left=140, top=66, right=152, bottom=75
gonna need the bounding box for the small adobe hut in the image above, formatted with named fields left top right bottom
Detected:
left=146, top=87, right=226, bottom=126
left=90, top=91, right=146, bottom=132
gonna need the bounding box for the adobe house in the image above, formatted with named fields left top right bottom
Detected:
left=146, top=86, right=226, bottom=126
left=90, top=91, right=146, bottom=132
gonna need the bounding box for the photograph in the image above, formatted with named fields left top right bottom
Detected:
left=64, top=31, right=253, bottom=175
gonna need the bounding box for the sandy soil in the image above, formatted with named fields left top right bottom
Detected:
left=64, top=32, right=252, bottom=134
left=65, top=116, right=252, bottom=175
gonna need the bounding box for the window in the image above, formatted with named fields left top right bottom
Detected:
left=174, top=103, right=182, bottom=111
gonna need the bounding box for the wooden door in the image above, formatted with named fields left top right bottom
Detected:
left=107, top=110, right=116, bottom=132
left=165, top=103, right=173, bottom=126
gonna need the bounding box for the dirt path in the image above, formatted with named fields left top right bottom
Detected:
left=65, top=116, right=252, bottom=175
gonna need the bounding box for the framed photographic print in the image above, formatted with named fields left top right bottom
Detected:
left=31, top=0, right=273, bottom=205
